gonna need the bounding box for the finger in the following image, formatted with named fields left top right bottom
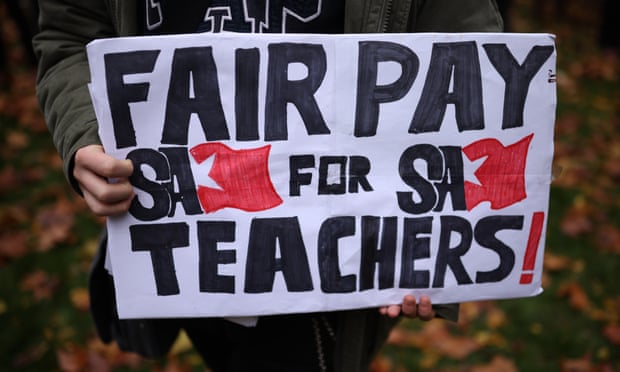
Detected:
left=386, top=305, right=402, bottom=318
left=76, top=169, right=134, bottom=204
left=76, top=167, right=134, bottom=216
left=417, top=296, right=435, bottom=321
left=88, top=155, right=133, bottom=179
left=379, top=305, right=400, bottom=318
left=400, top=295, right=418, bottom=317
left=83, top=189, right=134, bottom=216
left=76, top=145, right=134, bottom=179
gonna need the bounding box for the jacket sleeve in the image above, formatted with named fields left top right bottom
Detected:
left=34, top=0, right=117, bottom=193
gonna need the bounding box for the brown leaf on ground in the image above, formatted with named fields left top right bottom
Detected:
left=56, top=339, right=143, bottom=372
left=0, top=204, right=30, bottom=231
left=560, top=354, right=592, bottom=372
left=388, top=320, right=480, bottom=360
left=57, top=344, right=89, bottom=372
left=552, top=161, right=593, bottom=189
left=543, top=252, right=573, bottom=271
left=5, top=130, right=29, bottom=150
left=554, top=112, right=581, bottom=137
left=70, top=288, right=90, bottom=312
left=603, top=325, right=620, bottom=346
left=44, top=149, right=64, bottom=170
left=369, top=355, right=394, bottom=372
left=557, top=282, right=591, bottom=313
left=602, top=150, right=620, bottom=181
left=20, top=270, right=59, bottom=301
left=0, top=166, right=20, bottom=193
left=485, top=307, right=507, bottom=330
left=85, top=350, right=112, bottom=372
left=87, top=337, right=143, bottom=369
left=555, top=69, right=579, bottom=98
left=33, top=199, right=75, bottom=251
left=456, top=301, right=491, bottom=326
left=0, top=93, right=9, bottom=114
left=17, top=95, right=47, bottom=132
left=579, top=53, right=619, bottom=81
left=560, top=200, right=594, bottom=238
left=0, top=230, right=28, bottom=259
left=469, top=355, right=518, bottom=372
left=594, top=224, right=620, bottom=253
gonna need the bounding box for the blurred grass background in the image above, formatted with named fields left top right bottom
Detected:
left=1, top=0, right=619, bottom=371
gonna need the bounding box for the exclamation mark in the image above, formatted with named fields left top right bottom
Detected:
left=520, top=212, right=545, bottom=284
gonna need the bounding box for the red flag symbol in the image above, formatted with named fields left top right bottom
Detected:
left=189, top=143, right=283, bottom=213
left=463, top=134, right=533, bottom=211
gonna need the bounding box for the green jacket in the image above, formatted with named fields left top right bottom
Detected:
left=34, top=1, right=502, bottom=371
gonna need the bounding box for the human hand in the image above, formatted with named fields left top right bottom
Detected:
left=379, top=295, right=436, bottom=321
left=73, top=145, right=134, bottom=216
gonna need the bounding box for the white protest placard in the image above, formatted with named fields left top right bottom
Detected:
left=87, top=32, right=556, bottom=319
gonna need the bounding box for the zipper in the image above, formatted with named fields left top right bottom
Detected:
left=381, top=0, right=394, bottom=32
left=313, top=316, right=336, bottom=372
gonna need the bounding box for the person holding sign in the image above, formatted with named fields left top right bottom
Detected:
left=34, top=1, right=504, bottom=371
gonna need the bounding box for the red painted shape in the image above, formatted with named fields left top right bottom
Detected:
left=190, top=142, right=283, bottom=213
left=519, top=211, right=545, bottom=284
left=463, top=134, right=534, bottom=211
